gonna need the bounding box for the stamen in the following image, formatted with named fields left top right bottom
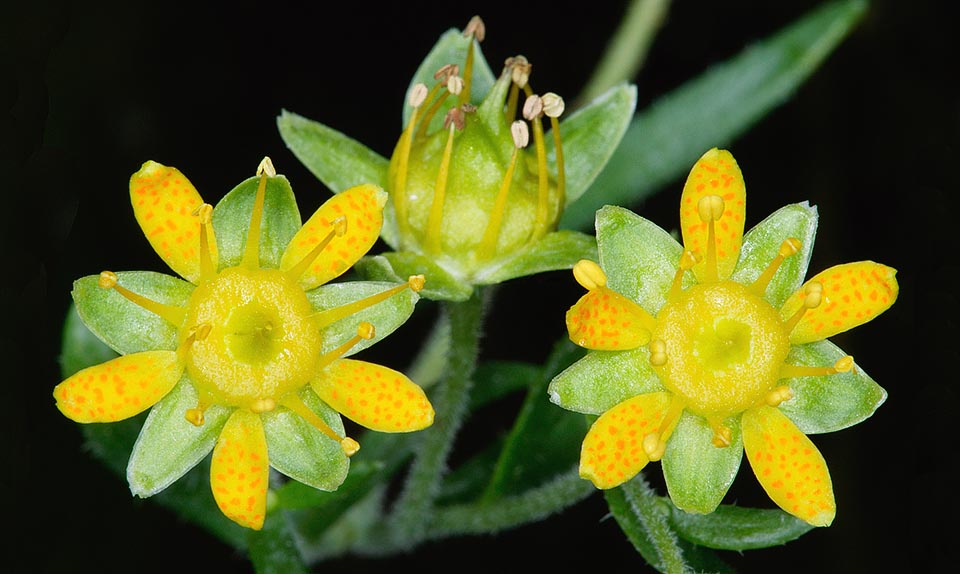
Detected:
left=460, top=16, right=485, bottom=106
left=764, top=385, right=794, bottom=407
left=185, top=406, right=206, bottom=427
left=521, top=90, right=551, bottom=241
left=697, top=195, right=725, bottom=283
left=668, top=250, right=701, bottom=301
left=394, top=83, right=430, bottom=242
left=316, top=322, right=377, bottom=371
left=709, top=420, right=733, bottom=448
left=241, top=158, right=274, bottom=269
left=280, top=394, right=360, bottom=457
left=312, top=275, right=426, bottom=329
left=98, top=270, right=186, bottom=326
left=194, top=203, right=216, bottom=282
left=542, top=92, right=566, bottom=206
left=780, top=355, right=855, bottom=379
left=643, top=396, right=684, bottom=461
left=573, top=259, right=607, bottom=291
left=750, top=238, right=802, bottom=296
left=424, top=109, right=462, bottom=254
left=503, top=56, right=531, bottom=121
left=284, top=216, right=347, bottom=281
left=416, top=66, right=459, bottom=139
left=477, top=120, right=527, bottom=261
left=648, top=338, right=667, bottom=367
left=784, top=281, right=823, bottom=333
left=249, top=398, right=277, bottom=413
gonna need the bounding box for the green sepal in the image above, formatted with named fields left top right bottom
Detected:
left=212, top=174, right=301, bottom=270
left=731, top=202, right=818, bottom=308
left=596, top=206, right=685, bottom=314
left=662, top=412, right=743, bottom=514
left=305, top=280, right=419, bottom=357
left=401, top=28, right=495, bottom=133
left=354, top=252, right=473, bottom=301
left=668, top=504, right=814, bottom=550
left=127, top=376, right=231, bottom=497
left=780, top=339, right=887, bottom=434
left=475, top=230, right=598, bottom=285
left=60, top=303, right=118, bottom=377
left=547, top=83, right=637, bottom=206
left=72, top=271, right=194, bottom=355
left=276, top=109, right=389, bottom=194
left=262, top=388, right=349, bottom=492
left=547, top=347, right=662, bottom=415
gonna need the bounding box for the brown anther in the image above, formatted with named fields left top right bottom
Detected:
left=461, top=103, right=477, bottom=114
left=506, top=55, right=531, bottom=87
left=463, top=15, right=486, bottom=42
left=541, top=92, right=565, bottom=118
left=434, top=63, right=460, bottom=82
left=510, top=120, right=530, bottom=149
left=522, top=94, right=543, bottom=120
left=443, top=107, right=466, bottom=131
left=408, top=83, right=429, bottom=108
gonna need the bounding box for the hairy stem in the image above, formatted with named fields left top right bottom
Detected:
left=622, top=476, right=690, bottom=574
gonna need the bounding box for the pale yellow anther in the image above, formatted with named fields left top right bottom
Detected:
left=446, top=74, right=464, bottom=96
left=834, top=355, right=855, bottom=373
left=697, top=195, right=725, bottom=223
left=257, top=156, right=276, bottom=177
left=249, top=398, right=277, bottom=413
left=522, top=94, right=543, bottom=120
left=573, top=260, right=607, bottom=290
left=779, top=237, right=802, bottom=257
left=648, top=339, right=668, bottom=367
left=332, top=215, right=348, bottom=237
left=340, top=437, right=361, bottom=456
left=510, top=120, right=530, bottom=149
left=711, top=425, right=733, bottom=448
left=765, top=385, right=794, bottom=407
left=98, top=270, right=119, bottom=289
left=463, top=15, right=486, bottom=41
left=357, top=322, right=375, bottom=340
left=444, top=107, right=465, bottom=131
left=408, top=82, right=429, bottom=108
left=803, top=281, right=824, bottom=309
left=642, top=433, right=666, bottom=461
left=679, top=250, right=701, bottom=270
left=194, top=203, right=213, bottom=225
left=434, top=63, right=460, bottom=82
left=541, top=92, right=565, bottom=118
left=407, top=274, right=426, bottom=292
left=185, top=408, right=205, bottom=427
left=507, top=56, right=531, bottom=87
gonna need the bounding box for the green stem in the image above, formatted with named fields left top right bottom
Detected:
left=576, top=0, right=672, bottom=106
left=622, top=476, right=690, bottom=574
left=386, top=289, right=486, bottom=547
left=404, top=310, right=451, bottom=390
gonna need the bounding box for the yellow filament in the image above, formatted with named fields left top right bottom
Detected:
left=550, top=115, right=566, bottom=206
left=643, top=396, right=685, bottom=461
left=280, top=394, right=358, bottom=455
left=668, top=251, right=701, bottom=301
left=505, top=83, right=519, bottom=122
left=416, top=88, right=451, bottom=139
left=697, top=195, right=724, bottom=283
left=780, top=356, right=854, bottom=379
left=784, top=282, right=823, bottom=333
left=750, top=238, right=802, bottom=296
left=524, top=86, right=551, bottom=242
left=98, top=271, right=186, bottom=326
left=425, top=122, right=456, bottom=254
left=316, top=322, right=376, bottom=371
left=196, top=203, right=216, bottom=282
left=460, top=35, right=475, bottom=106
left=477, top=147, right=519, bottom=261
left=241, top=170, right=269, bottom=269
left=312, top=275, right=425, bottom=329
left=285, top=216, right=347, bottom=282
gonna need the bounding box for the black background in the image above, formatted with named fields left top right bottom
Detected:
left=4, top=1, right=951, bottom=572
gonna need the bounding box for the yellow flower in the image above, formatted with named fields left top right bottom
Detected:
left=549, top=148, right=897, bottom=526
left=54, top=158, right=434, bottom=529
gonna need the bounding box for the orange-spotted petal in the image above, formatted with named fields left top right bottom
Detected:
left=742, top=405, right=835, bottom=526
left=579, top=391, right=671, bottom=489
left=280, top=184, right=387, bottom=290
left=210, top=409, right=270, bottom=530
left=54, top=351, right=182, bottom=423
left=783, top=261, right=898, bottom=344
left=130, top=161, right=216, bottom=283
left=679, top=148, right=746, bottom=281
left=566, top=288, right=655, bottom=351
left=311, top=358, right=434, bottom=433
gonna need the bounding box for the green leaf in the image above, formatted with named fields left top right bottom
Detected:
left=596, top=205, right=685, bottom=314
left=248, top=512, right=307, bottom=574
left=547, top=347, right=662, bottom=415
left=354, top=252, right=473, bottom=301
left=305, top=280, right=419, bottom=357
left=604, top=480, right=672, bottom=573
left=562, top=0, right=868, bottom=230
left=731, top=202, right=819, bottom=308
left=276, top=109, right=389, bottom=194
left=401, top=28, right=496, bottom=133
left=262, top=389, right=350, bottom=492
left=780, top=339, right=887, bottom=434
left=662, top=412, right=743, bottom=514
left=212, top=174, right=301, bottom=269
left=60, top=303, right=118, bottom=377
left=668, top=503, right=814, bottom=550
left=127, top=377, right=231, bottom=497
left=547, top=83, right=637, bottom=206
left=476, top=230, right=598, bottom=285
left=72, top=271, right=194, bottom=355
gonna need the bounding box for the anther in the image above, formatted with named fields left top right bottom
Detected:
left=98, top=270, right=118, bottom=289
left=511, top=120, right=530, bottom=148
left=573, top=260, right=607, bottom=291
left=642, top=433, right=666, bottom=461
left=463, top=15, right=486, bottom=42
left=408, top=274, right=426, bottom=292
left=285, top=216, right=349, bottom=282
left=834, top=355, right=854, bottom=373
left=711, top=424, right=733, bottom=448
left=242, top=161, right=271, bottom=269
left=460, top=17, right=484, bottom=105
left=281, top=394, right=358, bottom=455
left=196, top=203, right=216, bottom=281
left=185, top=407, right=206, bottom=427
left=446, top=74, right=464, bottom=96
left=357, top=322, right=375, bottom=340
left=750, top=238, right=802, bottom=296
left=779, top=355, right=854, bottom=379
left=668, top=250, right=701, bottom=301
left=541, top=92, right=565, bottom=118
left=522, top=94, right=543, bottom=120
left=311, top=277, right=426, bottom=329
left=340, top=437, right=361, bottom=456
left=697, top=195, right=725, bottom=282
left=648, top=339, right=667, bottom=367
left=408, top=82, right=429, bottom=108
left=784, top=281, right=823, bottom=333
left=765, top=385, right=794, bottom=407
left=98, top=270, right=186, bottom=326
left=257, top=156, right=277, bottom=177
left=249, top=398, right=277, bottom=413
left=509, top=56, right=532, bottom=88
left=434, top=63, right=460, bottom=83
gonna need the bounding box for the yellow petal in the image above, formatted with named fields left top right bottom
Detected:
left=210, top=409, right=269, bottom=530
left=54, top=351, right=181, bottom=423
left=130, top=161, right=216, bottom=283
left=565, top=288, right=654, bottom=351
left=679, top=148, right=746, bottom=281
left=783, top=261, right=898, bottom=344
left=579, top=392, right=671, bottom=489
left=280, top=184, right=387, bottom=290
left=742, top=405, right=835, bottom=526
left=311, top=359, right=434, bottom=433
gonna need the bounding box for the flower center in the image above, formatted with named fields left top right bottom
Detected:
left=651, top=281, right=790, bottom=416
left=181, top=266, right=321, bottom=410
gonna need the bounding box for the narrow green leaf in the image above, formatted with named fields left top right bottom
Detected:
left=476, top=230, right=598, bottom=285
left=305, top=280, right=419, bottom=357
left=662, top=412, right=742, bottom=514
left=354, top=252, right=473, bottom=301
left=731, top=202, right=818, bottom=308
left=604, top=480, right=669, bottom=572
left=547, top=83, right=637, bottom=206
left=248, top=512, right=308, bottom=574
left=562, top=0, right=868, bottom=230
left=60, top=303, right=118, bottom=377
left=212, top=174, right=301, bottom=269
left=72, top=271, right=194, bottom=355
left=669, top=503, right=814, bottom=550
left=127, top=377, right=231, bottom=497
left=276, top=109, right=389, bottom=194
left=780, top=339, right=887, bottom=434
left=548, top=347, right=662, bottom=415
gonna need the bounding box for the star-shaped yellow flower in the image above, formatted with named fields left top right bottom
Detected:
left=550, top=148, right=897, bottom=526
